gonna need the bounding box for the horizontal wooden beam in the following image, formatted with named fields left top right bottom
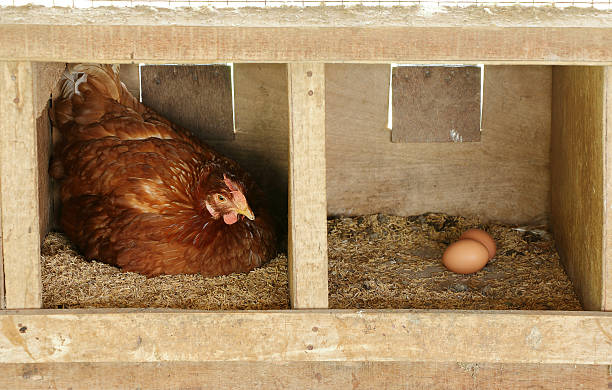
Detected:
left=1, top=361, right=610, bottom=389
left=0, top=7, right=610, bottom=63
left=0, top=25, right=608, bottom=65
left=0, top=309, right=611, bottom=364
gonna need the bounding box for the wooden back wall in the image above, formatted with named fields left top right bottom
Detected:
left=138, top=64, right=552, bottom=225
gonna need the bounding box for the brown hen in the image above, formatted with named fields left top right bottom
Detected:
left=50, top=64, right=277, bottom=277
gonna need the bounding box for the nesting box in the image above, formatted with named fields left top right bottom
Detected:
left=0, top=6, right=612, bottom=388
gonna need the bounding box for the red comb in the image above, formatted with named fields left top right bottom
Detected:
left=223, top=174, right=239, bottom=192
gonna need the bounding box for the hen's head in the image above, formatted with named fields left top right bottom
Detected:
left=202, top=171, right=254, bottom=225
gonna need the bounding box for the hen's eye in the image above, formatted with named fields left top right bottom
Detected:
left=217, top=194, right=226, bottom=202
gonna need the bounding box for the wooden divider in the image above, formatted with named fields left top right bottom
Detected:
left=0, top=62, right=42, bottom=309
left=0, top=61, right=62, bottom=309
left=288, top=63, right=328, bottom=309
left=551, top=66, right=606, bottom=311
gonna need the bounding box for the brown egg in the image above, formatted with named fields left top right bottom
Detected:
left=442, top=239, right=489, bottom=274
left=459, top=228, right=496, bottom=260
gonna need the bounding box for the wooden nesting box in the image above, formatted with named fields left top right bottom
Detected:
left=0, top=6, right=612, bottom=388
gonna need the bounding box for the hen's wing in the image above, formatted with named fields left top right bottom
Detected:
left=58, top=136, right=195, bottom=268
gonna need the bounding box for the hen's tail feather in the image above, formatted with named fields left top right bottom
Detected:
left=53, top=63, right=212, bottom=153
left=60, top=63, right=122, bottom=101
left=59, top=69, right=86, bottom=99
left=57, top=63, right=167, bottom=125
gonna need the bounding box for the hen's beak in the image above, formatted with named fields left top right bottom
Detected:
left=238, top=207, right=255, bottom=221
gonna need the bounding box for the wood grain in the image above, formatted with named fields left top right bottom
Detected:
left=0, top=218, right=3, bottom=309
left=0, top=361, right=610, bottom=390
left=119, top=64, right=140, bottom=100
left=607, top=66, right=612, bottom=311
left=0, top=309, right=612, bottom=364
left=0, top=22, right=611, bottom=64
left=199, top=64, right=289, bottom=225
left=0, top=62, right=42, bottom=309
left=33, top=62, right=64, bottom=240
left=551, top=66, right=605, bottom=311
left=326, top=64, right=551, bottom=225
left=135, top=63, right=289, bottom=227
left=141, top=65, right=234, bottom=140
left=392, top=65, right=481, bottom=143
left=32, top=63, right=63, bottom=117
left=288, top=63, right=328, bottom=309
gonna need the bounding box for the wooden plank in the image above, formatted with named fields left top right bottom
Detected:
left=141, top=65, right=234, bottom=141
left=32, top=63, right=64, bottom=117
left=392, top=66, right=481, bottom=143
left=0, top=63, right=65, bottom=308
left=0, top=361, right=610, bottom=389
left=0, top=62, right=42, bottom=309
left=0, top=223, right=3, bottom=309
left=2, top=6, right=610, bottom=30
left=326, top=64, right=551, bottom=224
left=551, top=66, right=605, bottom=311
left=119, top=64, right=140, bottom=99
left=205, top=64, right=289, bottom=224
left=0, top=8, right=611, bottom=64
left=0, top=309, right=612, bottom=364
left=33, top=63, right=64, bottom=240
left=607, top=66, right=612, bottom=311
left=288, top=63, right=328, bottom=309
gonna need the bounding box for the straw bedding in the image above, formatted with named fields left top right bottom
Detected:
left=42, top=213, right=582, bottom=311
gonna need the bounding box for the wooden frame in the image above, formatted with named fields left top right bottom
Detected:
left=4, top=25, right=610, bottom=65
left=606, top=66, right=612, bottom=312
left=552, top=66, right=608, bottom=311
left=0, top=309, right=611, bottom=364
left=2, top=362, right=611, bottom=389
left=1, top=6, right=612, bottom=386
left=288, top=63, right=328, bottom=309
left=0, top=7, right=611, bottom=65
left=0, top=62, right=42, bottom=310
